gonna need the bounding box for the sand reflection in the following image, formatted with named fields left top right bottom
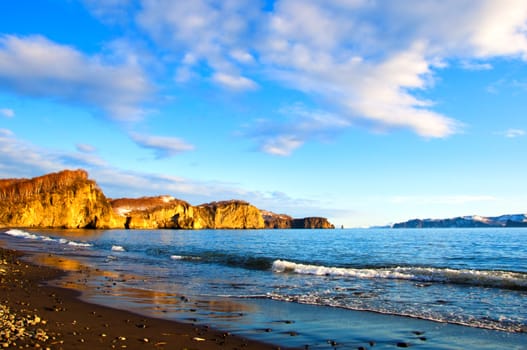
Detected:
left=30, top=252, right=256, bottom=322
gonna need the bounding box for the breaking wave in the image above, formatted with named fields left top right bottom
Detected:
left=170, top=255, right=201, bottom=261
left=111, top=245, right=126, bottom=252
left=3, top=229, right=92, bottom=247
left=272, top=259, right=527, bottom=291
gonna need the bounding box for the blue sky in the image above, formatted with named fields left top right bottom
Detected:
left=1, top=0, right=526, bottom=227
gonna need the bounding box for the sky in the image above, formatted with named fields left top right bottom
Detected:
left=0, top=0, right=527, bottom=228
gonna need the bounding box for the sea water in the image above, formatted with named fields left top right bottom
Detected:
left=1, top=228, right=526, bottom=349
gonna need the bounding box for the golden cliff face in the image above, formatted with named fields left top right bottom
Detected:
left=111, top=198, right=265, bottom=229
left=0, top=170, right=116, bottom=229
left=193, top=201, right=265, bottom=229
left=0, top=170, right=332, bottom=230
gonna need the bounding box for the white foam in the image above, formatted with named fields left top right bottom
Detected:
left=272, top=260, right=414, bottom=280
left=271, top=260, right=527, bottom=289
left=4, top=229, right=92, bottom=247
left=170, top=255, right=201, bottom=261
left=67, top=241, right=92, bottom=247
left=111, top=245, right=126, bottom=252
left=5, top=229, right=40, bottom=240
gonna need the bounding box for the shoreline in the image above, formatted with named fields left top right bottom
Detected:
left=0, top=246, right=293, bottom=349
left=2, top=233, right=526, bottom=350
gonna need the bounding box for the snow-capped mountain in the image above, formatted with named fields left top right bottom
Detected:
left=393, top=213, right=527, bottom=228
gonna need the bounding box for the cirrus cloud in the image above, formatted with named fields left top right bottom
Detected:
left=130, top=0, right=527, bottom=154
left=502, top=128, right=526, bottom=138
left=0, top=35, right=153, bottom=121
left=130, top=133, right=195, bottom=158
left=25, top=1, right=527, bottom=155
left=0, top=108, right=14, bottom=118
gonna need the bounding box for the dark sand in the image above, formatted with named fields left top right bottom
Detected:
left=0, top=247, right=292, bottom=349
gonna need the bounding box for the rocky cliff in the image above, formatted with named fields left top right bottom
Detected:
left=262, top=211, right=293, bottom=229
left=0, top=170, right=333, bottom=230
left=262, top=211, right=335, bottom=229
left=292, top=217, right=335, bottom=229
left=111, top=198, right=264, bottom=229
left=0, top=170, right=117, bottom=229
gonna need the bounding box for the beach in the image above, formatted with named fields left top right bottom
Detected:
left=1, top=228, right=526, bottom=350
left=0, top=246, right=289, bottom=350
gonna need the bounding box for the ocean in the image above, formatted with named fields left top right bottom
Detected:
left=1, top=228, right=526, bottom=349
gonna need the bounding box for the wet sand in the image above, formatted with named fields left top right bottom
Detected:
left=0, top=247, right=292, bottom=349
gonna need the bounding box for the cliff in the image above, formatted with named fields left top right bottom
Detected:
left=111, top=198, right=265, bottom=229
left=262, top=211, right=335, bottom=229
left=0, top=170, right=117, bottom=229
left=0, top=170, right=333, bottom=230
left=393, top=214, right=527, bottom=228
left=262, top=211, right=293, bottom=229
left=292, top=217, right=335, bottom=229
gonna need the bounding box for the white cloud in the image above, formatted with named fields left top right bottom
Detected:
left=0, top=35, right=153, bottom=121
left=137, top=0, right=258, bottom=81
left=0, top=129, right=65, bottom=176
left=212, top=72, right=258, bottom=90
left=502, top=128, right=526, bottom=138
left=261, top=135, right=303, bottom=156
left=130, top=133, right=195, bottom=158
left=0, top=128, right=13, bottom=137
left=229, top=49, right=255, bottom=64
left=0, top=108, right=14, bottom=118
left=380, top=0, right=527, bottom=58
left=82, top=0, right=134, bottom=25
left=76, top=144, right=97, bottom=153
left=114, top=1, right=527, bottom=154
left=245, top=104, right=351, bottom=156
left=460, top=60, right=493, bottom=71
left=487, top=78, right=527, bottom=94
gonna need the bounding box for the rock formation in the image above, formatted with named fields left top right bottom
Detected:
left=0, top=170, right=117, bottom=229
left=111, top=198, right=265, bottom=229
left=0, top=170, right=333, bottom=230
left=262, top=211, right=335, bottom=229
left=110, top=196, right=193, bottom=229
left=292, top=217, right=335, bottom=229
left=261, top=211, right=293, bottom=229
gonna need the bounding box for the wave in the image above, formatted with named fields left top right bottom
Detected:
left=272, top=260, right=527, bottom=291
left=111, top=245, right=126, bottom=252
left=170, top=255, right=201, bottom=261
left=265, top=291, right=527, bottom=333
left=3, top=229, right=92, bottom=247
left=164, top=250, right=274, bottom=270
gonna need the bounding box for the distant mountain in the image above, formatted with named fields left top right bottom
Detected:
left=393, top=214, right=527, bottom=228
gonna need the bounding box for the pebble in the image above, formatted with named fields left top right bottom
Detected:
left=0, top=304, right=49, bottom=347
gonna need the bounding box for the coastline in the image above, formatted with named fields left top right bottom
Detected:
left=2, top=232, right=526, bottom=350
left=0, top=246, right=292, bottom=350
